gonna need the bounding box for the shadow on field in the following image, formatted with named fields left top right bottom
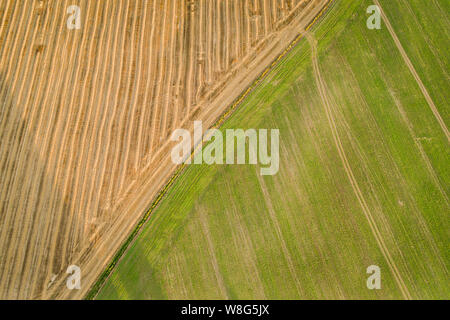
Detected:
left=0, top=71, right=73, bottom=299
left=97, top=239, right=166, bottom=299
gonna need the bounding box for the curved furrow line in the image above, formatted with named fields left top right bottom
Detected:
left=194, top=0, right=205, bottom=107
left=0, top=2, right=27, bottom=214
left=0, top=0, right=18, bottom=125
left=215, top=0, right=222, bottom=73
left=262, top=0, right=271, bottom=37
left=179, top=1, right=192, bottom=123
left=185, top=0, right=196, bottom=116
left=255, top=0, right=262, bottom=42
left=51, top=0, right=103, bottom=276
left=221, top=0, right=229, bottom=71
left=3, top=0, right=70, bottom=297
left=135, top=0, right=157, bottom=170
left=245, top=0, right=251, bottom=55
left=13, top=0, right=76, bottom=298
left=0, top=0, right=59, bottom=296
left=271, top=0, right=277, bottom=28
left=157, top=0, right=177, bottom=144
left=141, top=1, right=163, bottom=163
left=94, top=0, right=131, bottom=210
left=168, top=0, right=183, bottom=133
left=115, top=0, right=147, bottom=197
left=109, top=0, right=140, bottom=200
left=142, top=0, right=164, bottom=161
left=28, top=0, right=92, bottom=299
left=0, top=0, right=16, bottom=45
left=42, top=0, right=98, bottom=289
left=232, top=0, right=241, bottom=65
left=59, top=1, right=114, bottom=271
left=191, top=1, right=200, bottom=109
left=148, top=0, right=169, bottom=159
left=171, top=0, right=185, bottom=129
left=0, top=0, right=65, bottom=297
left=19, top=0, right=84, bottom=297
left=75, top=0, right=118, bottom=246
left=63, top=0, right=116, bottom=258
left=83, top=0, right=126, bottom=225
left=250, top=0, right=257, bottom=44
left=117, top=0, right=148, bottom=190
left=0, top=2, right=33, bottom=154
left=104, top=0, right=138, bottom=205
left=225, top=0, right=232, bottom=71
left=0, top=0, right=20, bottom=90
left=205, top=0, right=213, bottom=84
left=0, top=0, right=24, bottom=104
left=0, top=0, right=46, bottom=273
left=43, top=1, right=124, bottom=298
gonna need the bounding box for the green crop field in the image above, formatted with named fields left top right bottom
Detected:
left=95, top=0, right=449, bottom=299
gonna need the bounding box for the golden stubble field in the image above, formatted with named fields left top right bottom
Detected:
left=0, top=0, right=329, bottom=299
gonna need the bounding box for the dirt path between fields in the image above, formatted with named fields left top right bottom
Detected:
left=374, top=0, right=449, bottom=143
left=305, top=32, right=412, bottom=300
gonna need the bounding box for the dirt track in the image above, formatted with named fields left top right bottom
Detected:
left=374, top=0, right=449, bottom=142
left=0, top=0, right=329, bottom=299
left=306, top=32, right=412, bottom=300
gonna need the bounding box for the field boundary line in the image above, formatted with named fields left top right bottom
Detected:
left=85, top=0, right=336, bottom=300
left=374, top=0, right=450, bottom=143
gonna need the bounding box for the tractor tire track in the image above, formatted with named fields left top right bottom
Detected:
left=306, top=32, right=412, bottom=300
left=374, top=0, right=449, bottom=143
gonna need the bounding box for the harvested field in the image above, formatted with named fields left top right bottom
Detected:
left=0, top=0, right=330, bottom=299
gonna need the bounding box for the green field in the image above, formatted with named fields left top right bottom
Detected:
left=95, top=0, right=449, bottom=299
